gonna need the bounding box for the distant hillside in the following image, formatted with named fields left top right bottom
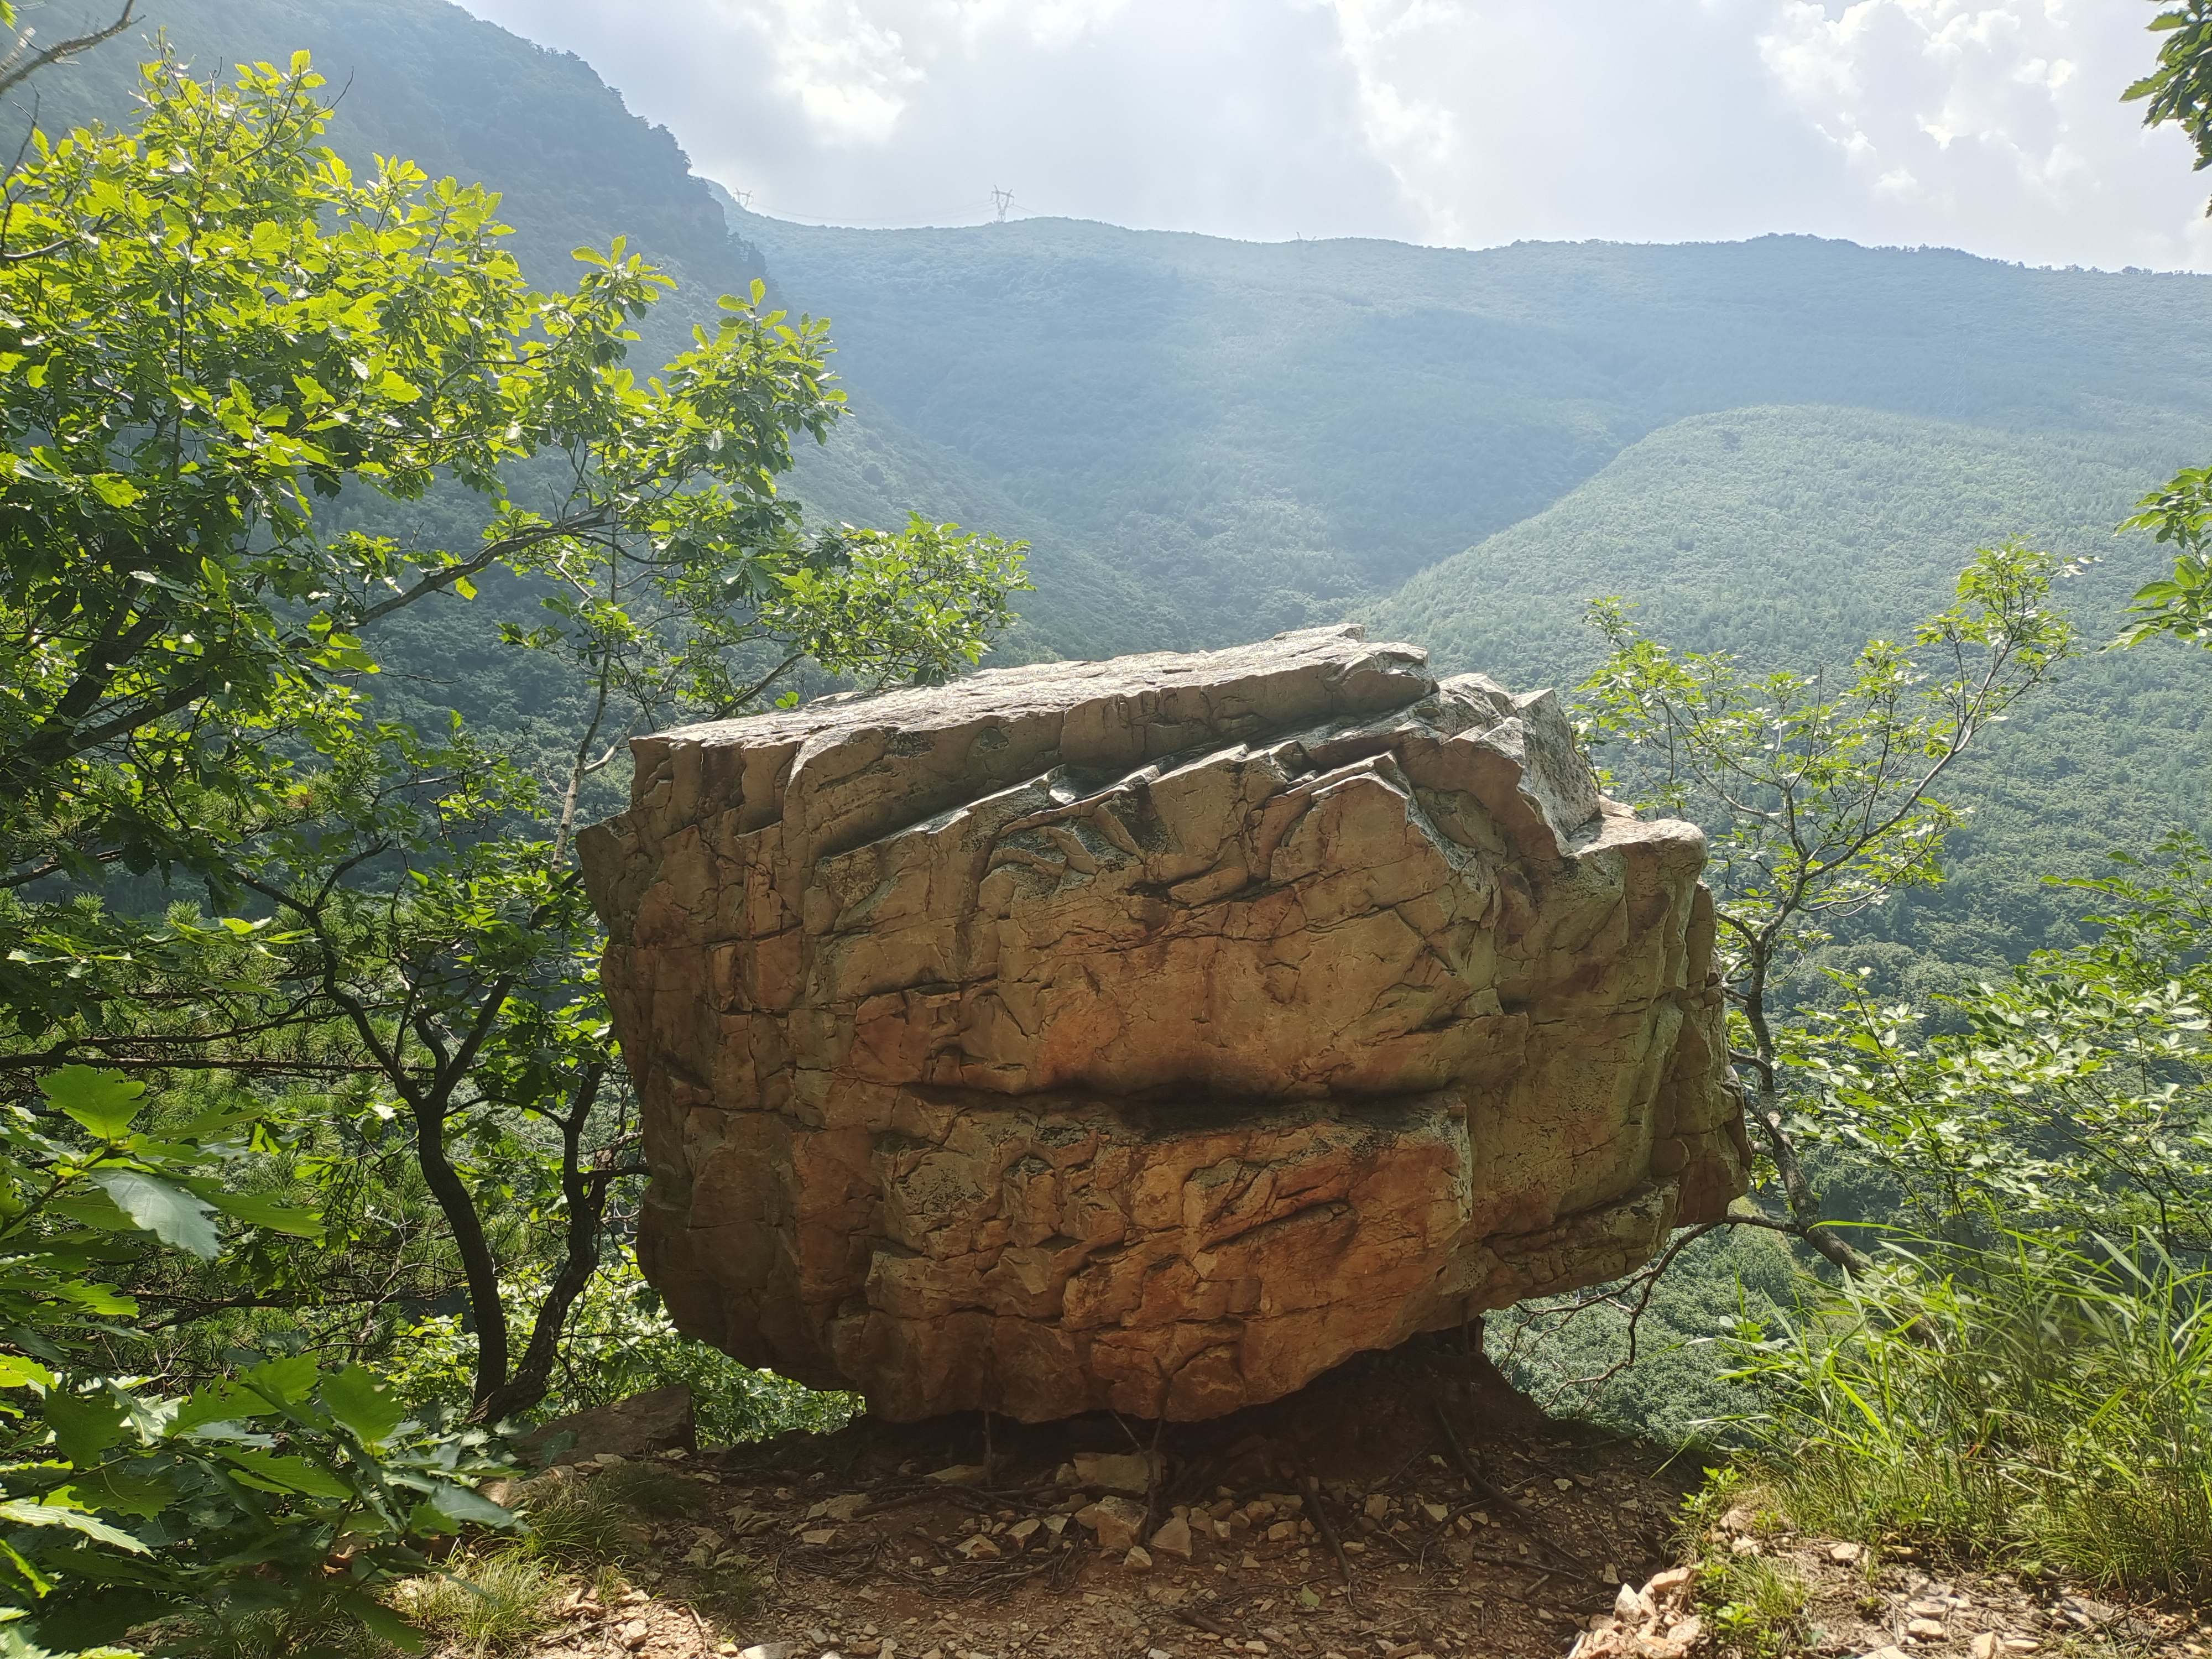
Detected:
left=1370, top=404, right=2203, bottom=682
left=731, top=212, right=2212, bottom=651
left=4, top=1, right=1158, bottom=666
left=1371, top=404, right=2212, bottom=979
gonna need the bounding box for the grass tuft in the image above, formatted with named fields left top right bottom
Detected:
left=502, top=1463, right=690, bottom=1568
left=398, top=1554, right=560, bottom=1656
left=1726, top=1234, right=2212, bottom=1602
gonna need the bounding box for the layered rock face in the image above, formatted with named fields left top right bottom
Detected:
left=579, top=626, right=1749, bottom=1422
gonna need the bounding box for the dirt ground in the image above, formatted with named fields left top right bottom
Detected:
left=495, top=1334, right=2206, bottom=1659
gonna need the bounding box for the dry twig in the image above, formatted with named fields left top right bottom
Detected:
left=1297, top=1473, right=1360, bottom=1614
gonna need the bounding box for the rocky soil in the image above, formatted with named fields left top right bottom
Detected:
left=460, top=1342, right=2204, bottom=1659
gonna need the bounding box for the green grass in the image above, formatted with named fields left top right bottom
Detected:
left=504, top=1463, right=688, bottom=1569
left=399, top=1556, right=561, bottom=1656
left=1725, top=1238, right=2212, bottom=1602
left=1705, top=1554, right=1812, bottom=1656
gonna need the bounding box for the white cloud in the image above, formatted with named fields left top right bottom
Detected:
left=1759, top=2, right=2079, bottom=203
left=943, top=0, right=1131, bottom=51
left=460, top=0, right=2212, bottom=267
left=1327, top=0, right=1465, bottom=242
left=743, top=0, right=920, bottom=145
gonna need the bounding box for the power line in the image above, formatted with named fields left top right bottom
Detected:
left=991, top=186, right=1015, bottom=223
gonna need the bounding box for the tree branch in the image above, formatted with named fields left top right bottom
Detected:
left=0, top=0, right=139, bottom=100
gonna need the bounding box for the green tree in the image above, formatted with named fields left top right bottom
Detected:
left=1791, top=828, right=2212, bottom=1255
left=0, top=48, right=1024, bottom=1432
left=1575, top=543, right=2077, bottom=1270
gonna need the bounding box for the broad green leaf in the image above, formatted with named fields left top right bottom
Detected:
left=43, top=1279, right=137, bottom=1317
left=40, top=1068, right=144, bottom=1142
left=220, top=1449, right=352, bottom=1500
left=43, top=1390, right=128, bottom=1465
left=170, top=1380, right=259, bottom=1437
left=87, top=1171, right=218, bottom=1259
left=0, top=1537, right=51, bottom=1597
left=336, top=1591, right=425, bottom=1653
left=0, top=1501, right=147, bottom=1552
left=55, top=1466, right=180, bottom=1521
left=424, top=1480, right=517, bottom=1530
left=0, top=1357, right=51, bottom=1390
left=44, top=1191, right=135, bottom=1234
left=321, top=1365, right=403, bottom=1446
left=200, top=1190, right=324, bottom=1239
left=85, top=474, right=140, bottom=508
left=243, top=1352, right=321, bottom=1407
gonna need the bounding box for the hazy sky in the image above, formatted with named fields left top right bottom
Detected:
left=458, top=0, right=2212, bottom=270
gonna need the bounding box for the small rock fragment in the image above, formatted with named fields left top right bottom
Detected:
left=1076, top=1495, right=1149, bottom=1552
left=1074, top=1451, right=1155, bottom=1495
left=1829, top=1542, right=1863, bottom=1564
left=954, top=1535, right=1001, bottom=1561
left=1124, top=1545, right=1154, bottom=1572
left=1151, top=1516, right=1194, bottom=1560
left=930, top=1465, right=989, bottom=1487
left=1907, top=1619, right=1946, bottom=1640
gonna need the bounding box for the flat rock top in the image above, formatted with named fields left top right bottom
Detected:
left=649, top=624, right=1433, bottom=753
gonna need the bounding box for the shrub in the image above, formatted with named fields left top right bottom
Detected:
left=378, top=1256, right=859, bottom=1446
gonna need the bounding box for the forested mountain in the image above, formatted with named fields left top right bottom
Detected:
left=28, top=3, right=2212, bottom=675
left=737, top=212, right=2212, bottom=972
left=738, top=210, right=2212, bottom=646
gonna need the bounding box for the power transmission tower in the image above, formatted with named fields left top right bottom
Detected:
left=991, top=186, right=1015, bottom=223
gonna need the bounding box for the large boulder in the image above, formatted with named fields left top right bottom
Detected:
left=579, top=626, right=1749, bottom=1422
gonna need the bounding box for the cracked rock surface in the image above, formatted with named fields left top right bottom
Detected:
left=579, top=625, right=1749, bottom=1422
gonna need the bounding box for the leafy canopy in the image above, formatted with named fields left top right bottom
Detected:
left=0, top=47, right=1025, bottom=1037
